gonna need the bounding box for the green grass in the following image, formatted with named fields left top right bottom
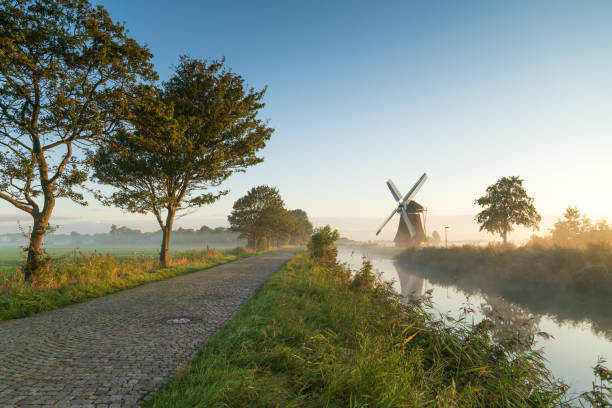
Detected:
left=0, top=246, right=207, bottom=277
left=0, top=247, right=262, bottom=321
left=149, top=252, right=568, bottom=407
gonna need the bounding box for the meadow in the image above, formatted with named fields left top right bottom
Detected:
left=0, top=246, right=207, bottom=277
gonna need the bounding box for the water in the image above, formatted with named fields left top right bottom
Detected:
left=337, top=246, right=612, bottom=399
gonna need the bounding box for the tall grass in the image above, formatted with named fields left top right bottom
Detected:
left=149, top=252, right=569, bottom=407
left=0, top=247, right=258, bottom=321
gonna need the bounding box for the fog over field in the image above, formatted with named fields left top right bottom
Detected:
left=0, top=212, right=559, bottom=244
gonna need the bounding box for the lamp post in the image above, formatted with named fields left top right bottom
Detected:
left=444, top=226, right=449, bottom=248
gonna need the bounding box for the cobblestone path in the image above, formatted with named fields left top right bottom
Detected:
left=0, top=249, right=296, bottom=407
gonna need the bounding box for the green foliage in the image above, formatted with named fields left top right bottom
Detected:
left=92, top=57, right=273, bottom=265
left=0, top=0, right=156, bottom=278
left=228, top=186, right=312, bottom=249
left=307, top=225, right=340, bottom=263
left=582, top=357, right=612, bottom=407
left=0, top=247, right=259, bottom=321
left=475, top=176, right=541, bottom=243
left=288, top=209, right=314, bottom=245
left=149, top=251, right=567, bottom=407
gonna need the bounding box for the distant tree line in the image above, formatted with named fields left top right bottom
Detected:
left=0, top=0, right=273, bottom=278
left=228, top=186, right=313, bottom=249
left=530, top=206, right=612, bottom=247
left=0, top=225, right=242, bottom=248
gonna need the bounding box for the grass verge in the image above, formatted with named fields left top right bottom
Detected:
left=0, top=247, right=263, bottom=321
left=149, top=251, right=570, bottom=407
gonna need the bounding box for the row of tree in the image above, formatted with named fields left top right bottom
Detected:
left=228, top=186, right=313, bottom=249
left=474, top=176, right=611, bottom=247
left=0, top=225, right=242, bottom=248
left=531, top=206, right=612, bottom=247
left=0, top=0, right=273, bottom=279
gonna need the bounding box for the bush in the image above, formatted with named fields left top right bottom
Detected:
left=307, top=225, right=340, bottom=264
left=569, top=264, right=610, bottom=295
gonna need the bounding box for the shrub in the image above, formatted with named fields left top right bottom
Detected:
left=307, top=225, right=340, bottom=264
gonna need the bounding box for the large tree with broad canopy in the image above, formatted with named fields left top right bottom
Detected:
left=0, top=0, right=156, bottom=279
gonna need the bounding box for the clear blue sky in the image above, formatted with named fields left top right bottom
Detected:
left=1, top=0, right=611, bottom=240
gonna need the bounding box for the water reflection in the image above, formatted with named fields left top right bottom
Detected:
left=480, top=295, right=542, bottom=353
left=337, top=246, right=612, bottom=397
left=393, top=259, right=541, bottom=352
left=399, top=273, right=425, bottom=301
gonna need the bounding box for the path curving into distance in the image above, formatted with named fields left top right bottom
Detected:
left=0, top=249, right=296, bottom=407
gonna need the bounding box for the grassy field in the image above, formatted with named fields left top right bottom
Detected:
left=0, top=246, right=209, bottom=277
left=0, top=246, right=262, bottom=321
left=149, top=251, right=575, bottom=408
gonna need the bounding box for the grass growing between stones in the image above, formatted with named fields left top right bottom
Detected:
left=0, top=247, right=260, bottom=321
left=149, top=251, right=569, bottom=407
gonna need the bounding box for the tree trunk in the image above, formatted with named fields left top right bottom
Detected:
left=23, top=208, right=53, bottom=282
left=159, top=208, right=175, bottom=268
left=503, top=227, right=508, bottom=244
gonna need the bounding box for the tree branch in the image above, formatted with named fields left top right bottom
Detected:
left=49, top=142, right=72, bottom=185
left=0, top=190, right=33, bottom=214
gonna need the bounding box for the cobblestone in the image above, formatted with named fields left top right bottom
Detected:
left=0, top=249, right=295, bottom=407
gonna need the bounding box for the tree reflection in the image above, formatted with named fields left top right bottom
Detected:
left=480, top=295, right=542, bottom=353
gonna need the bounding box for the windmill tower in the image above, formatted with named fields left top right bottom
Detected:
left=376, top=173, right=428, bottom=247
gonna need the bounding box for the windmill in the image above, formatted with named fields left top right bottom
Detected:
left=376, top=173, right=428, bottom=247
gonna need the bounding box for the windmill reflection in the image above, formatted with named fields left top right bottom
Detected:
left=399, top=273, right=427, bottom=301
left=393, top=261, right=542, bottom=353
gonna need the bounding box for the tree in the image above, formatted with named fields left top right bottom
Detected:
left=429, top=230, right=441, bottom=246
left=0, top=0, right=155, bottom=280
left=550, top=206, right=582, bottom=246
left=475, top=176, right=541, bottom=244
left=288, top=209, right=313, bottom=245
left=228, top=185, right=285, bottom=249
left=93, top=57, right=272, bottom=267
left=253, top=205, right=294, bottom=248
left=549, top=206, right=612, bottom=246
left=308, top=225, right=340, bottom=264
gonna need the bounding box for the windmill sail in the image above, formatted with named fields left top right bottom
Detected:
left=400, top=208, right=416, bottom=236
left=400, top=173, right=427, bottom=205
left=376, top=173, right=428, bottom=247
left=376, top=208, right=397, bottom=235
left=386, top=180, right=402, bottom=202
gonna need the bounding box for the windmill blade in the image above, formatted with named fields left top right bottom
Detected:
left=386, top=179, right=402, bottom=202
left=400, top=173, right=428, bottom=205
left=400, top=207, right=416, bottom=236
left=376, top=208, right=397, bottom=235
